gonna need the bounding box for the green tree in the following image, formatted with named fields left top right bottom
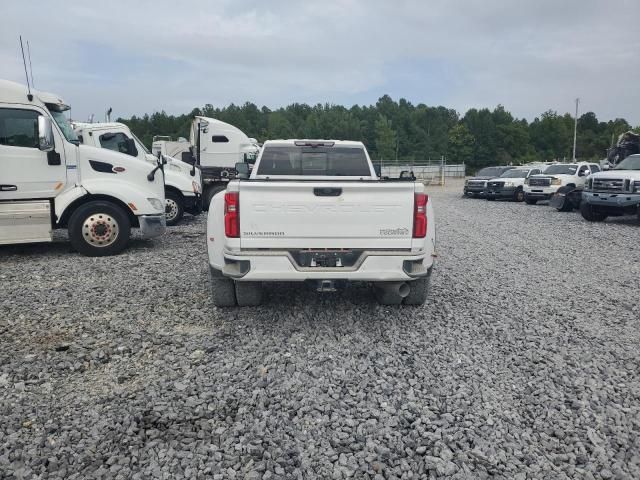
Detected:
left=447, top=124, right=475, bottom=165
left=374, top=115, right=397, bottom=161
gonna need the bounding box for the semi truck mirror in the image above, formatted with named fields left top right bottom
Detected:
left=38, top=116, right=55, bottom=152
left=235, top=162, right=250, bottom=179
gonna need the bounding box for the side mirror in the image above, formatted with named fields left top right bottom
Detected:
left=38, top=115, right=55, bottom=152
left=235, top=162, right=250, bottom=179
left=578, top=170, right=587, bottom=177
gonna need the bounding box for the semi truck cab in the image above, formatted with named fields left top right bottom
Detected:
left=74, top=122, right=202, bottom=225
left=0, top=79, right=166, bottom=256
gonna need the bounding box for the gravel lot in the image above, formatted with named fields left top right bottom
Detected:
left=1, top=182, right=639, bottom=480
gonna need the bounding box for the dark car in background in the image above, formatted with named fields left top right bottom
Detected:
left=463, top=166, right=516, bottom=197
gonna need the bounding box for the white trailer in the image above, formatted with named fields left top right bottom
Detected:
left=74, top=122, right=203, bottom=226
left=0, top=79, right=166, bottom=256
left=152, top=116, right=260, bottom=209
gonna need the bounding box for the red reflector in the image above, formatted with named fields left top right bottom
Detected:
left=413, top=193, right=428, bottom=238
left=224, top=192, right=240, bottom=238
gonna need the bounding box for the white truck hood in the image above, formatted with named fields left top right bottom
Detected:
left=488, top=176, right=525, bottom=186
left=590, top=170, right=640, bottom=181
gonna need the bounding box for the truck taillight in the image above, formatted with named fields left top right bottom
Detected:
left=224, top=192, right=240, bottom=238
left=413, top=193, right=428, bottom=238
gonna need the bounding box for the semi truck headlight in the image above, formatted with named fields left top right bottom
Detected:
left=147, top=198, right=164, bottom=210
left=551, top=178, right=561, bottom=185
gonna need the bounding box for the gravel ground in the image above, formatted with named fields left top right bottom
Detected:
left=1, top=182, right=639, bottom=480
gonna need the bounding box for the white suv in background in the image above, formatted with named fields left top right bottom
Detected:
left=523, top=162, right=601, bottom=205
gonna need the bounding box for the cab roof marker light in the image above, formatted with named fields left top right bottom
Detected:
left=294, top=141, right=335, bottom=147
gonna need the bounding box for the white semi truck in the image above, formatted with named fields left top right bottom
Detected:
left=73, top=122, right=203, bottom=225
left=152, top=116, right=260, bottom=209
left=0, top=79, right=166, bottom=256
left=206, top=140, right=436, bottom=307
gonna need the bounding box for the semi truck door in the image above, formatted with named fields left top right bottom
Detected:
left=0, top=107, right=66, bottom=200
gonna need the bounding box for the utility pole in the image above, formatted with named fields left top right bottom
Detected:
left=572, top=98, right=579, bottom=160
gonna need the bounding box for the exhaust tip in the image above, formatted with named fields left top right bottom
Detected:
left=398, top=282, right=410, bottom=298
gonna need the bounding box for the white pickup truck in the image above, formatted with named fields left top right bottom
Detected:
left=580, top=154, right=640, bottom=222
left=206, top=140, right=436, bottom=307
left=523, top=162, right=601, bottom=205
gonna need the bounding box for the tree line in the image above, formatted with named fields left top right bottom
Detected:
left=119, top=95, right=638, bottom=170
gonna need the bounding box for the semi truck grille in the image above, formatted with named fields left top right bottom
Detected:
left=529, top=177, right=551, bottom=187
left=592, top=178, right=624, bottom=192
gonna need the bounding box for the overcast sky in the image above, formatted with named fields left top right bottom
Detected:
left=2, top=0, right=639, bottom=125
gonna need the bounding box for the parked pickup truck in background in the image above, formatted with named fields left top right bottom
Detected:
left=485, top=165, right=545, bottom=202
left=580, top=154, right=640, bottom=222
left=206, top=140, right=436, bottom=307
left=464, top=166, right=515, bottom=197
left=523, top=162, right=601, bottom=205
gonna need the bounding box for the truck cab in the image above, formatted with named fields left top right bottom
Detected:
left=74, top=122, right=202, bottom=225
left=485, top=166, right=544, bottom=202
left=523, top=162, right=601, bottom=205
left=580, top=154, right=640, bottom=222
left=153, top=116, right=260, bottom=209
left=0, top=79, right=166, bottom=256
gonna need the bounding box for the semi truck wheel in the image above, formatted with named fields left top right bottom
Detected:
left=209, top=266, right=236, bottom=307
left=165, top=191, right=184, bottom=226
left=235, top=282, right=264, bottom=306
left=68, top=201, right=131, bottom=257
left=403, top=273, right=432, bottom=306
left=580, top=203, right=607, bottom=222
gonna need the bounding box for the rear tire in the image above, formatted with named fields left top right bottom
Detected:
left=403, top=272, right=432, bottom=306
left=580, top=203, right=607, bottom=222
left=203, top=185, right=227, bottom=212
left=209, top=267, right=237, bottom=307
left=235, top=282, right=264, bottom=306
left=165, top=190, right=184, bottom=226
left=68, top=201, right=131, bottom=257
left=525, top=197, right=538, bottom=205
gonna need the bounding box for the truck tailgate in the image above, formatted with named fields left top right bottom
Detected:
left=238, top=181, right=416, bottom=249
